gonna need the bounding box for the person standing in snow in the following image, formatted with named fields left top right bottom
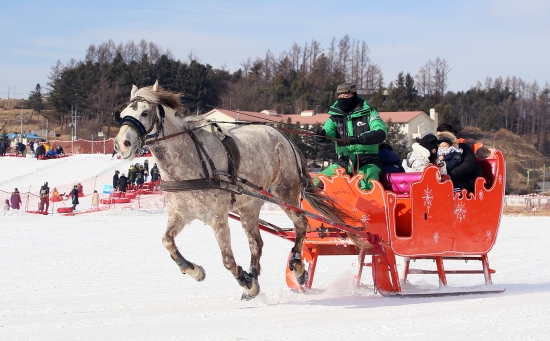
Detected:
left=10, top=188, right=22, bottom=210
left=39, top=182, right=50, bottom=212
left=71, top=185, right=79, bottom=210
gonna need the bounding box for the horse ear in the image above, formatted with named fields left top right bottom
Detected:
left=131, top=85, right=138, bottom=98
left=153, top=80, right=159, bottom=91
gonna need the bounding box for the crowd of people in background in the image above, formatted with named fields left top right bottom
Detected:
left=0, top=138, right=67, bottom=160
left=2, top=155, right=162, bottom=214
left=111, top=159, right=161, bottom=197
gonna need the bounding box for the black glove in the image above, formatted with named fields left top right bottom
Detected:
left=346, top=137, right=360, bottom=145
left=314, top=128, right=326, bottom=143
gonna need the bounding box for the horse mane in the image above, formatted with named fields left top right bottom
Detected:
left=132, top=85, right=185, bottom=116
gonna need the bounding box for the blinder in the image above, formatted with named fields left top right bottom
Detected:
left=114, top=100, right=165, bottom=142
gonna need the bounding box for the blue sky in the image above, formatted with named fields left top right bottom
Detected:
left=1, top=0, right=549, bottom=99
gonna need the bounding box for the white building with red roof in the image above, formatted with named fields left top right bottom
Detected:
left=204, top=108, right=438, bottom=147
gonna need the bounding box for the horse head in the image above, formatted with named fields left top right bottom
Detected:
left=114, top=81, right=182, bottom=160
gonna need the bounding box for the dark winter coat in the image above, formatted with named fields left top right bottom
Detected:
left=71, top=188, right=79, bottom=205
left=379, top=149, right=405, bottom=173
left=40, top=185, right=50, bottom=197
left=0, top=138, right=7, bottom=155
left=118, top=176, right=128, bottom=192
left=150, top=166, right=160, bottom=182
left=437, top=146, right=463, bottom=175
left=113, top=173, right=120, bottom=189
left=136, top=168, right=145, bottom=185
left=35, top=145, right=46, bottom=159
left=16, top=142, right=26, bottom=155
left=10, top=192, right=22, bottom=210
left=449, top=143, right=483, bottom=192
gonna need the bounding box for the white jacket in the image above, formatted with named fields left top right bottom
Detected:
left=402, top=143, right=432, bottom=173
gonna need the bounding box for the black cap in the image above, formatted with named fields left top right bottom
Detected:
left=418, top=134, right=438, bottom=151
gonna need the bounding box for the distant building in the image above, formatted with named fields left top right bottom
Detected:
left=204, top=108, right=439, bottom=147
left=380, top=109, right=439, bottom=146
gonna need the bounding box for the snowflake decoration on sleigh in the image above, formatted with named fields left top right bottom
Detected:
left=422, top=187, right=434, bottom=212
left=455, top=202, right=467, bottom=222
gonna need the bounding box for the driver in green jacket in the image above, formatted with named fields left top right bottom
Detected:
left=314, top=83, right=387, bottom=190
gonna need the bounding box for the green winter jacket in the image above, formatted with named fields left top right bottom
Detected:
left=323, top=97, right=387, bottom=161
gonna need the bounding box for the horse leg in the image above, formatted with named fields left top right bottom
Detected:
left=162, top=213, right=205, bottom=281
left=238, top=205, right=264, bottom=278
left=284, top=209, right=310, bottom=285
left=211, top=218, right=260, bottom=298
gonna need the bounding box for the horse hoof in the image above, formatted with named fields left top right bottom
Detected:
left=295, top=270, right=309, bottom=286
left=183, top=264, right=206, bottom=282
left=241, top=293, right=255, bottom=301
left=242, top=278, right=260, bottom=297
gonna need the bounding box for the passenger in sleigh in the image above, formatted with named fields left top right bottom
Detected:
left=379, top=143, right=404, bottom=173
left=436, top=124, right=483, bottom=193
left=436, top=132, right=463, bottom=176
left=402, top=134, right=439, bottom=173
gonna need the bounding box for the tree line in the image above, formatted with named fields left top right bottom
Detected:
left=27, top=36, right=549, bottom=158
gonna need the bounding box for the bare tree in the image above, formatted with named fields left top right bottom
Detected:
left=301, top=41, right=310, bottom=74
left=289, top=42, right=302, bottom=72
left=263, top=50, right=275, bottom=82
left=148, top=42, right=161, bottom=62
left=338, top=35, right=351, bottom=80
left=124, top=40, right=140, bottom=63
left=328, top=37, right=337, bottom=76
left=240, top=57, right=252, bottom=76
left=310, top=39, right=322, bottom=71
left=138, top=39, right=149, bottom=58
left=364, top=64, right=383, bottom=95
left=96, top=39, right=116, bottom=63
left=433, top=57, right=451, bottom=95
left=85, top=44, right=97, bottom=63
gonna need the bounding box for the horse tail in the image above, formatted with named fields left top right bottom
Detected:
left=296, top=152, right=356, bottom=225
left=296, top=150, right=372, bottom=249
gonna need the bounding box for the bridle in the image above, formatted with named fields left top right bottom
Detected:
left=114, top=97, right=166, bottom=146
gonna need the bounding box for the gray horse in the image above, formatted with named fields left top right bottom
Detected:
left=114, top=81, right=345, bottom=298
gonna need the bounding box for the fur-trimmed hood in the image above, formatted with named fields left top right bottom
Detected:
left=437, top=131, right=458, bottom=147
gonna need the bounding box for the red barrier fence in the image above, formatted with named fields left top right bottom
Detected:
left=47, top=138, right=116, bottom=155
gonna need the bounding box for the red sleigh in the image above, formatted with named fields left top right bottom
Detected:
left=257, top=150, right=505, bottom=296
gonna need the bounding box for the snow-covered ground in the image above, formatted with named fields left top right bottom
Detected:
left=1, top=155, right=550, bottom=340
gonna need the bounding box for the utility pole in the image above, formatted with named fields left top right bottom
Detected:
left=70, top=105, right=82, bottom=154
left=15, top=106, right=28, bottom=142
left=543, top=164, right=546, bottom=194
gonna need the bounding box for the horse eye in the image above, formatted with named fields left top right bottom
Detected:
left=141, top=111, right=148, bottom=117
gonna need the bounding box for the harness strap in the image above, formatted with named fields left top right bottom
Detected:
left=188, top=131, right=216, bottom=180
left=220, top=135, right=240, bottom=204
